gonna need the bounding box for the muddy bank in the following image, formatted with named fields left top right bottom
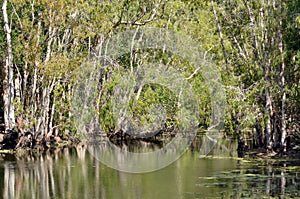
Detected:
left=1, top=127, right=299, bottom=161
left=0, top=129, right=79, bottom=152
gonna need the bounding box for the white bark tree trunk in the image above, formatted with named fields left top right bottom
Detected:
left=278, top=0, right=287, bottom=152
left=211, top=0, right=229, bottom=69
left=2, top=0, right=15, bottom=130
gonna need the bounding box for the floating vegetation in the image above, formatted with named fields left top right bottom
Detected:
left=195, top=159, right=300, bottom=198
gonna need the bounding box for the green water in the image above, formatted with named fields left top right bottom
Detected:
left=0, top=143, right=299, bottom=199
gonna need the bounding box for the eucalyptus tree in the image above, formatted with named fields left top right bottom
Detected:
left=1, top=0, right=168, bottom=143
left=211, top=0, right=292, bottom=150
left=1, top=0, right=16, bottom=130
left=1, top=0, right=298, bottom=151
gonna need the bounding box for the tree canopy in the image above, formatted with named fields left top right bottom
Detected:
left=0, top=0, right=300, bottom=152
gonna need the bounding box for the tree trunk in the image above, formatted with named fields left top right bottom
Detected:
left=211, top=0, right=229, bottom=70
left=2, top=0, right=15, bottom=130
left=43, top=79, right=56, bottom=138
left=265, top=58, right=273, bottom=150
left=243, top=0, right=260, bottom=61
left=278, top=0, right=287, bottom=152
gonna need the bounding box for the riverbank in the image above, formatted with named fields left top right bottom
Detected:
left=1, top=128, right=299, bottom=163
left=243, top=147, right=300, bottom=159
left=0, top=129, right=80, bottom=152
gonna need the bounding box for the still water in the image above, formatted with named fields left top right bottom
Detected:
left=0, top=140, right=299, bottom=199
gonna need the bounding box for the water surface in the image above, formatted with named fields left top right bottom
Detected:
left=0, top=141, right=299, bottom=199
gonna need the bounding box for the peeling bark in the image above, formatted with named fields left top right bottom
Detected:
left=2, top=0, right=15, bottom=130
left=278, top=0, right=287, bottom=152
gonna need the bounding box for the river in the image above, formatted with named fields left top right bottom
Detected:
left=0, top=138, right=299, bottom=199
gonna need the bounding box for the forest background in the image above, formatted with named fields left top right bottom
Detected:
left=1, top=0, right=300, bottom=152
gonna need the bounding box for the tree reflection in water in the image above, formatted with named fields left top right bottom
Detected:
left=0, top=140, right=299, bottom=199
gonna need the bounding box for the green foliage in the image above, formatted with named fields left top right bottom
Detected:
left=130, top=83, right=178, bottom=124
left=0, top=0, right=299, bottom=148
left=98, top=70, right=122, bottom=132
